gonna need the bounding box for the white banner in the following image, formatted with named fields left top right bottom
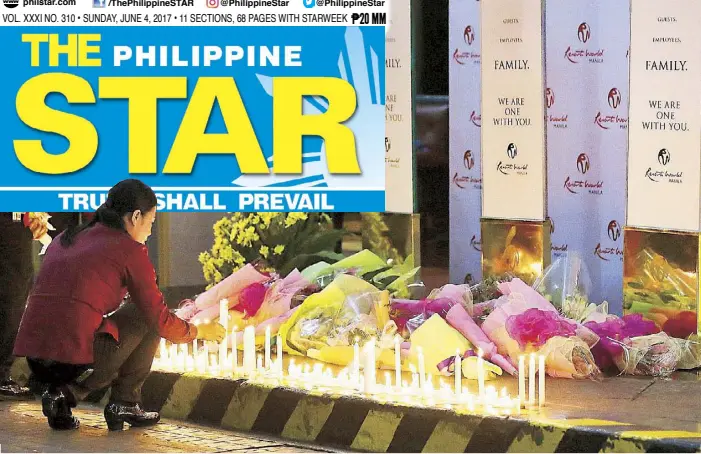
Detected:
left=480, top=0, right=546, bottom=221
left=449, top=0, right=482, bottom=283
left=627, top=0, right=701, bottom=232
left=545, top=0, right=629, bottom=313
left=385, top=1, right=415, bottom=214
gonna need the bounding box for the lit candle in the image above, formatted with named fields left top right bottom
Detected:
left=204, top=342, right=209, bottom=373
left=159, top=339, right=167, bottom=364
left=265, top=326, right=271, bottom=370
left=454, top=351, right=461, bottom=396
left=529, top=353, right=536, bottom=406
left=180, top=344, right=188, bottom=371
left=169, top=344, right=177, bottom=370
left=219, top=339, right=227, bottom=372
left=384, top=372, right=392, bottom=390
left=394, top=336, right=401, bottom=389
left=243, top=326, right=256, bottom=373
left=277, top=334, right=283, bottom=376
left=257, top=354, right=263, bottom=372
left=219, top=300, right=229, bottom=372
left=477, top=349, right=485, bottom=399
left=538, top=355, right=545, bottom=407
left=219, top=300, right=229, bottom=329
left=363, top=338, right=376, bottom=394
left=518, top=355, right=525, bottom=408
left=232, top=326, right=238, bottom=370
left=417, top=347, right=426, bottom=390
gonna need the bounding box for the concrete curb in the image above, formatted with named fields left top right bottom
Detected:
left=10, top=359, right=701, bottom=452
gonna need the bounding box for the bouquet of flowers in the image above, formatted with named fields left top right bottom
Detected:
left=583, top=314, right=660, bottom=373
left=198, top=213, right=346, bottom=288
left=480, top=278, right=602, bottom=380
left=278, top=274, right=381, bottom=356
left=534, top=252, right=607, bottom=324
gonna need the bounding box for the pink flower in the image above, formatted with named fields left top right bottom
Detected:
left=234, top=282, right=268, bottom=318
left=505, top=308, right=578, bottom=349
left=584, top=314, right=659, bottom=371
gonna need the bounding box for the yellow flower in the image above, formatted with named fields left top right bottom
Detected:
left=259, top=245, right=269, bottom=258
left=284, top=213, right=308, bottom=228
left=273, top=245, right=285, bottom=255
left=258, top=213, right=277, bottom=228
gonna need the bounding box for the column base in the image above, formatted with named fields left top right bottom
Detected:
left=480, top=218, right=551, bottom=286
left=623, top=227, right=700, bottom=337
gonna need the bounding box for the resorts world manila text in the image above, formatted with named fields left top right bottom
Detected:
left=0, top=0, right=389, bottom=213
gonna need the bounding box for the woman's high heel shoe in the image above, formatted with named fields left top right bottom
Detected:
left=104, top=402, right=160, bottom=431
left=41, top=390, right=80, bottom=430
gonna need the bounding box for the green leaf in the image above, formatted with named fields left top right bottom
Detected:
left=361, top=266, right=392, bottom=282
left=297, top=229, right=347, bottom=255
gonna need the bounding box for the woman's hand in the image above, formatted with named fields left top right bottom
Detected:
left=195, top=321, right=226, bottom=342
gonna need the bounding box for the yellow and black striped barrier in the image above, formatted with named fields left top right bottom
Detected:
left=10, top=360, right=701, bottom=452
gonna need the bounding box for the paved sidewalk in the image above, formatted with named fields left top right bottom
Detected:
left=0, top=401, right=336, bottom=453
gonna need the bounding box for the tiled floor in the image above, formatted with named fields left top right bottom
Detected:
left=0, top=401, right=335, bottom=453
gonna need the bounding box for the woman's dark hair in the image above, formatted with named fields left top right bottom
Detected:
left=60, top=179, right=157, bottom=247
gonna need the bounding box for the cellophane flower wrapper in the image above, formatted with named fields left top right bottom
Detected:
left=584, top=314, right=660, bottom=372
left=481, top=278, right=602, bottom=379
left=533, top=252, right=603, bottom=322
left=390, top=297, right=459, bottom=338
left=302, top=250, right=388, bottom=283
left=408, top=313, right=477, bottom=377
left=176, top=264, right=270, bottom=321
left=224, top=270, right=312, bottom=346
left=625, top=249, right=697, bottom=338
left=390, top=283, right=472, bottom=338
left=614, top=332, right=682, bottom=377
left=292, top=288, right=400, bottom=368
left=371, top=256, right=423, bottom=300
left=445, top=302, right=517, bottom=375
left=674, top=335, right=701, bottom=370
left=278, top=274, right=381, bottom=356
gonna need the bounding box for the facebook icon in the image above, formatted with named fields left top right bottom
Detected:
left=93, top=0, right=106, bottom=7
left=303, top=0, right=315, bottom=7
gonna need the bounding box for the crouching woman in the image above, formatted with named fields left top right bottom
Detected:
left=12, top=179, right=225, bottom=431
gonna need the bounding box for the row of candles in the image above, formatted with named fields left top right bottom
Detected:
left=154, top=300, right=547, bottom=413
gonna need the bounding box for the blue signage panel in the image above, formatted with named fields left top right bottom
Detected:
left=0, top=25, right=386, bottom=211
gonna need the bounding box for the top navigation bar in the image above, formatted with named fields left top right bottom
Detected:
left=0, top=0, right=389, bottom=26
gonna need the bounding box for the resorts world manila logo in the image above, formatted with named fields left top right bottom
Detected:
left=550, top=218, right=569, bottom=255
left=497, top=143, right=528, bottom=176
left=607, top=220, right=621, bottom=241
left=595, top=220, right=623, bottom=261
left=464, top=25, right=475, bottom=45
left=545, top=87, right=568, bottom=128
left=463, top=150, right=475, bottom=170
left=453, top=149, right=481, bottom=189
left=578, top=22, right=591, bottom=43
left=564, top=153, right=604, bottom=195
left=470, top=234, right=482, bottom=252
left=565, top=22, right=604, bottom=64
left=646, top=148, right=683, bottom=184
left=470, top=111, right=481, bottom=127
left=595, top=87, right=628, bottom=130
left=453, top=25, right=480, bottom=65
